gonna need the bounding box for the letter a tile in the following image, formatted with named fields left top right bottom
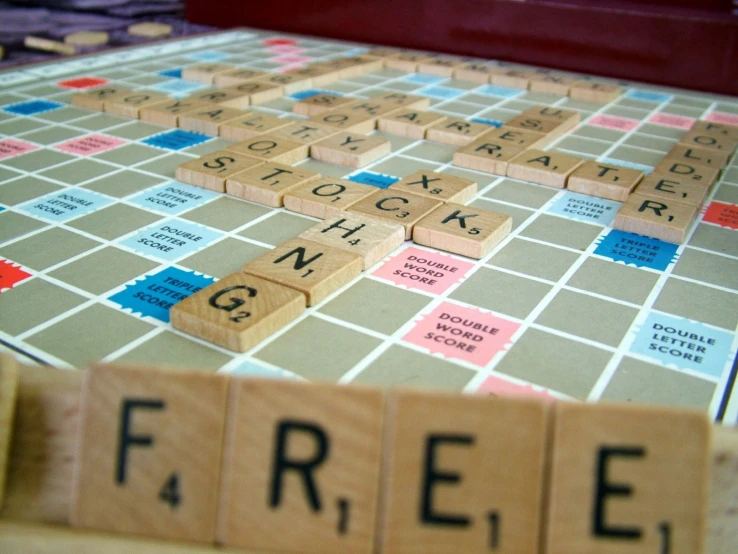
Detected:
left=545, top=402, right=710, bottom=554
left=217, top=379, right=385, bottom=554
left=380, top=390, right=548, bottom=554
left=70, top=363, right=229, bottom=542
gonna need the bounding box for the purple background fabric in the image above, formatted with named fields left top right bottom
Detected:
left=0, top=1, right=216, bottom=68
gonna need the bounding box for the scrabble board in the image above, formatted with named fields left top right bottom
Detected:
left=0, top=28, right=737, bottom=429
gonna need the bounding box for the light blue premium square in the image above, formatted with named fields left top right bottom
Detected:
left=119, top=219, right=224, bottom=262
left=128, top=182, right=219, bottom=215
left=19, top=188, right=113, bottom=222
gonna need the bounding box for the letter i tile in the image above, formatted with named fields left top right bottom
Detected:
left=380, top=390, right=548, bottom=554
left=544, top=402, right=710, bottom=554
left=70, top=364, right=230, bottom=542
left=217, top=379, right=385, bottom=554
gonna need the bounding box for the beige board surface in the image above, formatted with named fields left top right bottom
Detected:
left=389, top=169, right=477, bottom=203
left=567, top=160, right=644, bottom=201
left=177, top=105, right=245, bottom=136
left=284, top=178, right=377, bottom=220
left=226, top=135, right=309, bottom=165
left=242, top=238, right=363, bottom=306
left=218, top=112, right=292, bottom=141
left=139, top=99, right=210, bottom=127
left=2, top=366, right=82, bottom=523
left=348, top=189, right=443, bottom=240
left=653, top=158, right=721, bottom=188
left=71, top=364, right=229, bottom=543
left=174, top=151, right=263, bottom=193
left=181, top=64, right=235, bottom=84
left=569, top=81, right=623, bottom=103
left=613, top=192, right=699, bottom=244
left=0, top=355, right=19, bottom=510
left=217, top=379, right=385, bottom=554
left=545, top=402, right=710, bottom=554
left=377, top=110, right=448, bottom=139
left=311, top=132, right=392, bottom=168
left=635, top=172, right=711, bottom=207
left=506, top=149, right=584, bottom=188
left=293, top=94, right=358, bottom=116
left=71, top=87, right=133, bottom=111
left=425, top=118, right=492, bottom=147
left=380, top=390, right=548, bottom=554
left=226, top=162, right=320, bottom=207
left=299, top=211, right=406, bottom=269
left=170, top=272, right=306, bottom=352
left=412, top=202, right=512, bottom=259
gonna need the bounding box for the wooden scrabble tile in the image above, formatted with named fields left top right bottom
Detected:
left=64, top=31, right=108, bottom=47
left=504, top=113, right=571, bottom=141
left=213, top=68, right=267, bottom=87
left=426, top=118, right=493, bottom=147
left=270, top=121, right=341, bottom=145
left=218, top=112, right=292, bottom=141
left=653, top=158, right=720, bottom=188
left=256, top=71, right=312, bottom=94
left=216, top=379, right=384, bottom=554
left=666, top=143, right=731, bottom=169
left=170, top=272, right=305, bottom=351
left=284, top=177, right=377, bottom=220
left=288, top=64, right=339, bottom=87
left=3, top=367, right=82, bottom=523
left=182, top=63, right=235, bottom=84
left=390, top=169, right=477, bottom=203
left=226, top=135, right=309, bottom=165
left=569, top=81, right=623, bottom=103
left=242, top=238, right=362, bottom=306
left=348, top=190, right=442, bottom=240
left=227, top=81, right=285, bottom=106
left=613, top=192, right=699, bottom=243
left=178, top=105, right=245, bottom=136
left=385, top=52, right=434, bottom=72
left=496, top=126, right=552, bottom=149
left=139, top=98, right=210, bottom=127
left=567, top=161, right=644, bottom=201
left=679, top=129, right=738, bottom=153
left=293, top=94, right=357, bottom=116
left=310, top=133, right=391, bottom=168
left=366, top=46, right=400, bottom=57
left=308, top=109, right=377, bottom=134
left=71, top=86, right=133, bottom=111
left=690, top=119, right=738, bottom=141
left=381, top=390, right=547, bottom=554
left=369, top=91, right=431, bottom=110
left=320, top=55, right=383, bottom=78
left=104, top=91, right=170, bottom=118
left=544, top=402, right=710, bottom=554
left=377, top=109, right=448, bottom=139
left=529, top=73, right=578, bottom=95
left=507, top=149, right=583, bottom=189
left=300, top=211, right=405, bottom=269
left=226, top=162, right=320, bottom=207
left=71, top=364, right=229, bottom=542
left=522, top=105, right=581, bottom=128
left=25, top=36, right=76, bottom=56
left=635, top=173, right=710, bottom=207
left=413, top=202, right=512, bottom=258
left=346, top=100, right=402, bottom=119
left=0, top=355, right=19, bottom=510
left=490, top=68, right=539, bottom=89
left=452, top=129, right=542, bottom=176
left=128, top=21, right=172, bottom=38
left=189, top=87, right=251, bottom=109
left=453, top=62, right=497, bottom=83
left=175, top=151, right=263, bottom=193
left=416, top=56, right=465, bottom=77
